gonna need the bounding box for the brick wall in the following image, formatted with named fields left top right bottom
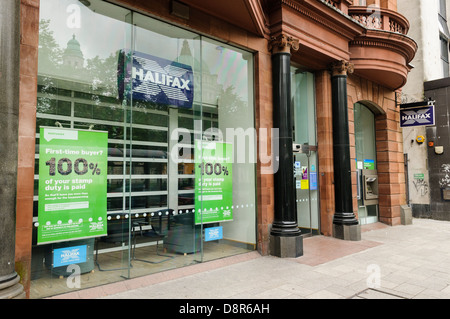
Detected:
left=316, top=71, right=336, bottom=236
left=15, top=0, right=40, bottom=298
left=348, top=75, right=406, bottom=226
left=316, top=72, right=406, bottom=236
left=255, top=49, right=274, bottom=256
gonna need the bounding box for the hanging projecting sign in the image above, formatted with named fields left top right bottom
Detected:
left=194, top=140, right=233, bottom=225
left=400, top=104, right=435, bottom=128
left=118, top=50, right=194, bottom=108
left=37, top=127, right=108, bottom=245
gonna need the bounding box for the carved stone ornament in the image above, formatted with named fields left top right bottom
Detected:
left=331, top=60, right=354, bottom=76
left=269, top=34, right=300, bottom=54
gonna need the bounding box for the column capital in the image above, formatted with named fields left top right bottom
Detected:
left=269, top=34, right=299, bottom=54
left=331, top=60, right=354, bottom=77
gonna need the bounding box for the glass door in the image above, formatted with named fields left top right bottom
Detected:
left=291, top=68, right=319, bottom=236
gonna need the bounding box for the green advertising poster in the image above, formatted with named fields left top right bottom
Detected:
left=37, top=127, right=108, bottom=244
left=194, top=140, right=233, bottom=225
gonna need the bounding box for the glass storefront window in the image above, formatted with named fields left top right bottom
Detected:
left=31, top=0, right=256, bottom=298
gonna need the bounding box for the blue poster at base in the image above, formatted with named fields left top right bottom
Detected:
left=204, top=226, right=223, bottom=242
left=53, top=245, right=87, bottom=267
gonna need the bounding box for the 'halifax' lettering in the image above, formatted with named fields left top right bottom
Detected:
left=400, top=105, right=435, bottom=127
left=401, top=113, right=431, bottom=121
left=132, top=67, right=191, bottom=90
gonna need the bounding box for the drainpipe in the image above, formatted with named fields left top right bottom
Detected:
left=331, top=61, right=361, bottom=241
left=269, top=34, right=303, bottom=257
left=0, top=0, right=25, bottom=299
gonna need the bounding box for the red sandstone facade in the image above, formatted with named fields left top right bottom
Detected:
left=14, top=0, right=416, bottom=297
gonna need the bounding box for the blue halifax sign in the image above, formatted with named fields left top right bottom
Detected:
left=53, top=245, right=87, bottom=268
left=204, top=226, right=223, bottom=242
left=119, top=50, right=194, bottom=108
left=400, top=104, right=435, bottom=128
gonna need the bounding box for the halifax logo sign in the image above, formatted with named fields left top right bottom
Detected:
left=400, top=103, right=435, bottom=128
left=119, top=50, right=194, bottom=108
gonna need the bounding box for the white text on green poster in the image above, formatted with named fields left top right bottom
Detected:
left=38, top=127, right=108, bottom=244
left=194, top=140, right=233, bottom=225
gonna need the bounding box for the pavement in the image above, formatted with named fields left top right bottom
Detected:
left=51, top=218, right=450, bottom=300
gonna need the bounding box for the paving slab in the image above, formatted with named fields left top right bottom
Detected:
left=48, top=218, right=450, bottom=300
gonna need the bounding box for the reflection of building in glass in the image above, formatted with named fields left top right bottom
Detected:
left=177, top=39, right=221, bottom=107
left=63, top=35, right=84, bottom=69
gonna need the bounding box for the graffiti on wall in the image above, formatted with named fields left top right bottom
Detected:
left=413, top=178, right=429, bottom=196
left=412, top=173, right=428, bottom=196
left=439, top=164, right=450, bottom=188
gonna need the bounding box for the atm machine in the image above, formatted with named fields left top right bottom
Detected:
left=357, top=169, right=379, bottom=224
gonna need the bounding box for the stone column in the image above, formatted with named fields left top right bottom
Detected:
left=331, top=60, right=361, bottom=241
left=0, top=0, right=25, bottom=299
left=269, top=34, right=303, bottom=257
